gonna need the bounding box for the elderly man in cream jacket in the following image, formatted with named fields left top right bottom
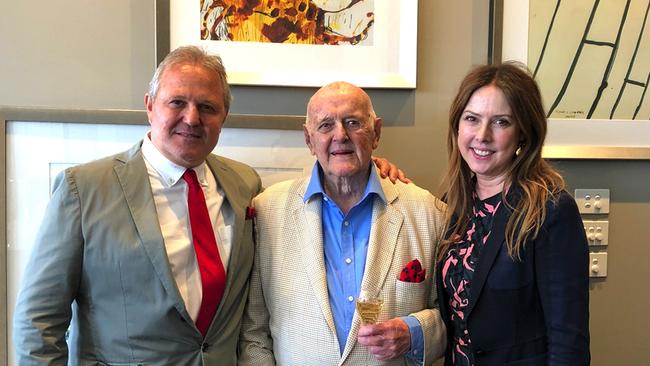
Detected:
left=238, top=82, right=446, bottom=366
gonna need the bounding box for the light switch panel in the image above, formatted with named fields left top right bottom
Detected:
left=575, top=189, right=610, bottom=214
left=583, top=220, right=609, bottom=246
left=589, top=252, right=607, bottom=278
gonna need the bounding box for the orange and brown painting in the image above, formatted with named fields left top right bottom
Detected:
left=200, top=0, right=374, bottom=45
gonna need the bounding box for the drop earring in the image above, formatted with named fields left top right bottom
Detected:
left=515, top=141, right=524, bottom=156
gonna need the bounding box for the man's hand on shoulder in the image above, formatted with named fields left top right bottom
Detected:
left=372, top=156, right=412, bottom=184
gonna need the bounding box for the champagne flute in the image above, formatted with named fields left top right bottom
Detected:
left=356, top=289, right=383, bottom=325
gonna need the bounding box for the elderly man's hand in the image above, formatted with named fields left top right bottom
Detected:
left=372, top=157, right=412, bottom=184
left=357, top=317, right=411, bottom=360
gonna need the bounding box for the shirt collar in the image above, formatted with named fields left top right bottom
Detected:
left=304, top=161, right=386, bottom=204
left=141, top=132, right=209, bottom=188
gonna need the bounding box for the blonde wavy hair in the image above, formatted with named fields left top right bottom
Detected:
left=438, top=62, right=565, bottom=261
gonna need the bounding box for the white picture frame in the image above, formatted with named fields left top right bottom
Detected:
left=0, top=108, right=314, bottom=364
left=501, top=0, right=650, bottom=159
left=166, top=0, right=418, bottom=88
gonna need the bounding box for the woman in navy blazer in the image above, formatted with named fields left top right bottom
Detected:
left=435, top=62, right=590, bottom=365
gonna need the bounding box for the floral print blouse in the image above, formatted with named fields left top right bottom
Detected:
left=441, top=192, right=502, bottom=366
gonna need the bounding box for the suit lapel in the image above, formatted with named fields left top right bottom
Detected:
left=205, top=155, right=246, bottom=314
left=341, top=178, right=402, bottom=362
left=293, top=193, right=339, bottom=337
left=113, top=143, right=191, bottom=321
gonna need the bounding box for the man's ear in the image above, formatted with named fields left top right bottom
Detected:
left=144, top=94, right=153, bottom=111
left=303, top=124, right=315, bottom=155
left=372, top=117, right=382, bottom=149
left=144, top=94, right=154, bottom=125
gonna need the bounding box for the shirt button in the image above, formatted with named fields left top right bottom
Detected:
left=323, top=196, right=329, bottom=201
left=344, top=221, right=349, bottom=226
left=347, top=296, right=354, bottom=302
left=345, top=258, right=352, bottom=264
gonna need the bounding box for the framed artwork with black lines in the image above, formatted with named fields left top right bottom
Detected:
left=499, top=0, right=650, bottom=159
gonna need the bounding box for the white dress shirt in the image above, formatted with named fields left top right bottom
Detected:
left=141, top=135, right=234, bottom=322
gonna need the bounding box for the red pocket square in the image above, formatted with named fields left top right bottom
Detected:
left=245, top=206, right=256, bottom=220
left=399, top=259, right=426, bottom=283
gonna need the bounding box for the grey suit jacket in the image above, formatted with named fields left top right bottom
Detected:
left=13, top=142, right=262, bottom=365
left=238, top=170, right=447, bottom=366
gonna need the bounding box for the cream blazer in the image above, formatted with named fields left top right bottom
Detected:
left=239, top=170, right=447, bottom=365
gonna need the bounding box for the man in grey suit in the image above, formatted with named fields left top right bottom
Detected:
left=13, top=46, right=262, bottom=365
left=239, top=82, right=446, bottom=365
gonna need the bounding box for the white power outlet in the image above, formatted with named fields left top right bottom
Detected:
left=574, top=189, right=610, bottom=214
left=589, top=252, right=607, bottom=277
left=583, top=220, right=609, bottom=246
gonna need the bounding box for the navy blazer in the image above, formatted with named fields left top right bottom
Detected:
left=436, top=188, right=590, bottom=366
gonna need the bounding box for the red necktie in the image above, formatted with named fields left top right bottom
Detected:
left=183, top=169, right=226, bottom=337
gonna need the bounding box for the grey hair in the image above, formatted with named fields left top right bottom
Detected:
left=147, top=45, right=232, bottom=111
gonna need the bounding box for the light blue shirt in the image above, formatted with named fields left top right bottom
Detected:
left=303, top=162, right=424, bottom=363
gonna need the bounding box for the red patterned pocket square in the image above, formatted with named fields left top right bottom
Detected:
left=399, top=259, right=426, bottom=283
left=245, top=206, right=256, bottom=220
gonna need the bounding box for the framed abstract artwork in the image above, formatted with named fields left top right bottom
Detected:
left=161, top=0, right=418, bottom=88
left=499, top=0, right=650, bottom=159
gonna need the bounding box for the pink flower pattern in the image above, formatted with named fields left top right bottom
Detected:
left=442, top=192, right=501, bottom=366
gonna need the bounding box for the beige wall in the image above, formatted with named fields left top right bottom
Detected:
left=553, top=160, right=650, bottom=365
left=0, top=1, right=155, bottom=109
left=1, top=1, right=648, bottom=365
left=373, top=0, right=488, bottom=192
